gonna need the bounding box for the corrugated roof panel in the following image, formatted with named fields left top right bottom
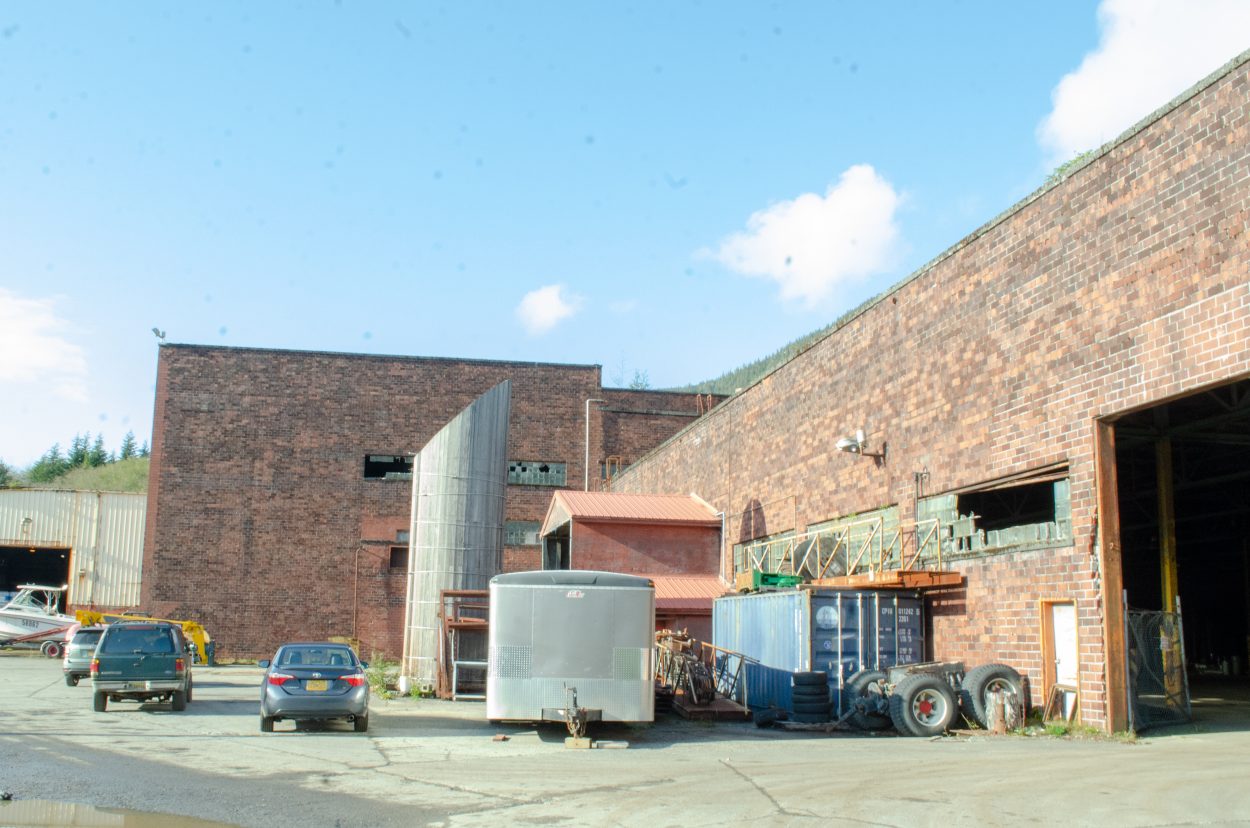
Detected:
left=550, top=491, right=720, bottom=525
left=646, top=574, right=727, bottom=611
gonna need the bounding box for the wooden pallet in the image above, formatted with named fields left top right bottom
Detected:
left=673, top=696, right=752, bottom=722
left=808, top=569, right=963, bottom=590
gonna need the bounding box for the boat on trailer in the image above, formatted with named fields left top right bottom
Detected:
left=0, top=584, right=76, bottom=646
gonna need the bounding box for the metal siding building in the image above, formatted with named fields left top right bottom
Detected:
left=0, top=490, right=145, bottom=609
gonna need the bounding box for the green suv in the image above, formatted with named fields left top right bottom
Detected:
left=90, top=621, right=194, bottom=712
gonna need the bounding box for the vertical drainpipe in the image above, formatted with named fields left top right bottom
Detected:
left=718, top=511, right=727, bottom=585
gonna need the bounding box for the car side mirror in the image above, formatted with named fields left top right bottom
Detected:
left=258, top=659, right=270, bottom=668
left=359, top=661, right=369, bottom=669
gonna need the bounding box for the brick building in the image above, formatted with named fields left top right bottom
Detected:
left=538, top=491, right=725, bottom=639
left=612, top=53, right=1250, bottom=731
left=140, top=345, right=716, bottom=659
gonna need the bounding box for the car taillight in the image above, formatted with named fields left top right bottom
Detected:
left=90, top=658, right=99, bottom=675
left=175, top=658, right=185, bottom=673
left=342, top=673, right=366, bottom=687
left=268, top=672, right=295, bottom=686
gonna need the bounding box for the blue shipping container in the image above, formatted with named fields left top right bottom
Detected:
left=713, top=589, right=924, bottom=715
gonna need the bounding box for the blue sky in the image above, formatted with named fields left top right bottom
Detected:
left=3, top=1, right=1249, bottom=468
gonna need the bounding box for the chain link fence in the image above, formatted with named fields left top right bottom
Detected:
left=1126, top=605, right=1191, bottom=730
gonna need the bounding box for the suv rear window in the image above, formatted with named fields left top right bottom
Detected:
left=71, top=629, right=103, bottom=646
left=100, top=627, right=176, bottom=654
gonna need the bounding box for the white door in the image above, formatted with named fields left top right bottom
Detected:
left=1051, top=602, right=1078, bottom=717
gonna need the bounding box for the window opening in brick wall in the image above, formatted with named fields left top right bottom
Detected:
left=389, top=546, right=409, bottom=569
left=508, top=461, right=566, bottom=486
left=505, top=521, right=542, bottom=546
left=396, top=530, right=410, bottom=544
left=930, top=475, right=1071, bottom=556
left=364, top=454, right=413, bottom=480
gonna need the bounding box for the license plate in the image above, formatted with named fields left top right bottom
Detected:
left=305, top=679, right=329, bottom=692
left=125, top=682, right=150, bottom=691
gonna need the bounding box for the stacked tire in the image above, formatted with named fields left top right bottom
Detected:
left=790, top=671, right=831, bottom=723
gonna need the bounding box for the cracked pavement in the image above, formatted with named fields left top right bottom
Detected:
left=3, top=655, right=1249, bottom=826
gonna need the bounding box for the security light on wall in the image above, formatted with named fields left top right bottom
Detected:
left=836, top=429, right=886, bottom=461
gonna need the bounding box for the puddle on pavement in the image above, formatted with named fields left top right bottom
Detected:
left=0, top=799, right=234, bottom=827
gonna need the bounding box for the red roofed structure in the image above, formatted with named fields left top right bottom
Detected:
left=539, top=491, right=726, bottom=639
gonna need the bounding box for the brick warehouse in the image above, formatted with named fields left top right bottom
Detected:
left=140, top=345, right=718, bottom=659
left=611, top=53, right=1250, bottom=732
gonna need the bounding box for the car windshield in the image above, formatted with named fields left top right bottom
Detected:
left=100, top=627, right=174, bottom=654
left=278, top=647, right=353, bottom=668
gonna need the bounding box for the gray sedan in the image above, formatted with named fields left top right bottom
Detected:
left=258, top=643, right=370, bottom=732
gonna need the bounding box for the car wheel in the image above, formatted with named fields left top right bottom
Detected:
left=66, top=674, right=79, bottom=687
left=186, top=679, right=193, bottom=704
left=93, top=691, right=107, bottom=713
left=171, top=689, right=187, bottom=711
left=889, top=674, right=957, bottom=737
left=354, top=713, right=369, bottom=733
left=260, top=716, right=274, bottom=733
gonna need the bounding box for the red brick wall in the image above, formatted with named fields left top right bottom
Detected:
left=613, top=59, right=1250, bottom=729
left=570, top=521, right=720, bottom=574
left=141, top=348, right=707, bottom=660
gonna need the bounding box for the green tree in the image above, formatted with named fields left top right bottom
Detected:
left=88, top=434, right=109, bottom=467
left=628, top=369, right=651, bottom=390
left=119, top=431, right=138, bottom=460
left=68, top=433, right=90, bottom=467
left=0, top=458, right=11, bottom=487
left=28, top=444, right=70, bottom=483
left=139, top=440, right=150, bottom=458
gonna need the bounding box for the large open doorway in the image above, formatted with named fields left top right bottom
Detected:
left=1113, top=377, right=1250, bottom=730
left=0, top=545, right=73, bottom=609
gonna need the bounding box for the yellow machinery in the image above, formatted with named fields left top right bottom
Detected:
left=75, top=609, right=214, bottom=665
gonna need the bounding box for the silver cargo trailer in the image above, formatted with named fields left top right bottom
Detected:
left=486, top=570, right=655, bottom=732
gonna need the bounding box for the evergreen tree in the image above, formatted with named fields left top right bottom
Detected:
left=68, top=433, right=90, bottom=467
left=88, top=434, right=109, bottom=467
left=119, top=431, right=138, bottom=460
left=28, top=444, right=70, bottom=483
left=139, top=440, right=150, bottom=458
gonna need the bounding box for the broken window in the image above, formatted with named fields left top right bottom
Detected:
left=363, top=454, right=413, bottom=480
left=505, top=521, right=541, bottom=546
left=507, top=461, right=566, bottom=486
left=924, top=466, right=1072, bottom=555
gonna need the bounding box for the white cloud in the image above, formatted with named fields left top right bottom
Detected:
left=515, top=284, right=582, bottom=335
left=0, top=288, right=88, bottom=401
left=708, top=164, right=902, bottom=307
left=1039, top=0, right=1250, bottom=164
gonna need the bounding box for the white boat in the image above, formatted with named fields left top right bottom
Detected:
left=0, top=584, right=76, bottom=644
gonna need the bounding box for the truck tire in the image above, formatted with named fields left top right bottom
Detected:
left=842, top=669, right=892, bottom=731
left=791, top=687, right=829, bottom=702
left=186, top=678, right=193, bottom=704
left=889, top=674, right=957, bottom=737
left=960, top=664, right=1025, bottom=729
left=93, top=692, right=107, bottom=713
left=791, top=701, right=831, bottom=715
left=792, top=671, right=827, bottom=687
left=260, top=716, right=274, bottom=733
left=171, top=689, right=187, bottom=711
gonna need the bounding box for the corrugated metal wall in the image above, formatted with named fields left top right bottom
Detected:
left=0, top=490, right=145, bottom=608
left=402, top=381, right=511, bottom=683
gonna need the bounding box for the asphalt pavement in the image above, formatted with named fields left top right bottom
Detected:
left=2, top=653, right=1249, bottom=827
